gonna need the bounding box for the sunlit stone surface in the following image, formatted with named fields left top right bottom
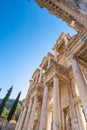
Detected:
left=15, top=0, right=87, bottom=130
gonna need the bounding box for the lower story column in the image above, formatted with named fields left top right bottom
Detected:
left=72, top=57, right=87, bottom=120
left=18, top=107, right=27, bottom=130
left=27, top=95, right=38, bottom=130
left=39, top=84, right=48, bottom=130
left=53, top=74, right=61, bottom=130
left=22, top=99, right=32, bottom=130
left=15, top=111, right=22, bottom=130
left=47, top=110, right=52, bottom=130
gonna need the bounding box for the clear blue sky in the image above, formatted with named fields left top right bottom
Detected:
left=0, top=0, right=76, bottom=100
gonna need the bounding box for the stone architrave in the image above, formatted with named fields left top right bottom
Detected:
left=22, top=99, right=32, bottom=130
left=72, top=57, right=87, bottom=120
left=39, top=85, right=48, bottom=130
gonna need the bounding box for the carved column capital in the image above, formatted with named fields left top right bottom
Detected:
left=68, top=54, right=76, bottom=62
left=44, top=81, right=49, bottom=87
left=68, top=54, right=79, bottom=66
left=54, top=71, right=58, bottom=78
left=73, top=96, right=81, bottom=105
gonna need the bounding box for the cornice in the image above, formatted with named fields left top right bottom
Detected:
left=65, top=33, right=87, bottom=58
left=44, top=61, right=70, bottom=83
left=35, top=0, right=87, bottom=31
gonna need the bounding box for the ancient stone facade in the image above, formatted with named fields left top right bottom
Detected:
left=15, top=0, right=87, bottom=130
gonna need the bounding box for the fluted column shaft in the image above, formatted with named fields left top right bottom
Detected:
left=54, top=50, right=57, bottom=61
left=39, top=69, right=42, bottom=83
left=15, top=111, right=22, bottom=130
left=18, top=107, right=27, bottom=130
left=47, top=111, right=52, bottom=130
left=53, top=75, right=61, bottom=130
left=22, top=99, right=32, bottom=130
left=39, top=86, right=48, bottom=130
left=72, top=57, right=87, bottom=120
left=47, top=57, right=51, bottom=69
left=28, top=96, right=38, bottom=130
left=72, top=82, right=86, bottom=130
left=76, top=103, right=86, bottom=130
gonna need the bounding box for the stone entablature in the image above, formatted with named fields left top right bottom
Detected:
left=36, top=0, right=87, bottom=32
left=15, top=1, right=87, bottom=130
left=15, top=31, right=87, bottom=130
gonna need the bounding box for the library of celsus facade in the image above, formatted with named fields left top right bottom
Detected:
left=15, top=0, right=87, bottom=130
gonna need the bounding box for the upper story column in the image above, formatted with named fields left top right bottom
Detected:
left=38, top=69, right=42, bottom=83
left=71, top=55, right=87, bottom=120
left=47, top=57, right=51, bottom=69
left=54, top=50, right=58, bottom=61
left=39, top=83, right=48, bottom=130
left=53, top=73, right=61, bottom=130
left=26, top=80, right=33, bottom=99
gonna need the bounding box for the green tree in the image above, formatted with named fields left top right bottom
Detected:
left=1, top=107, right=9, bottom=118
left=13, top=103, right=21, bottom=121
left=7, top=91, right=21, bottom=122
left=0, top=86, right=13, bottom=116
left=0, top=88, right=2, bottom=92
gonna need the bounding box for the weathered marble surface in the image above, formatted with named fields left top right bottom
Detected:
left=66, top=0, right=87, bottom=13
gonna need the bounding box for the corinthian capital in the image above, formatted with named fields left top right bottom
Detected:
left=68, top=54, right=77, bottom=63
left=54, top=71, right=58, bottom=78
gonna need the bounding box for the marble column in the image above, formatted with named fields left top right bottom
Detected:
left=35, top=74, right=39, bottom=83
left=15, top=111, right=22, bottom=130
left=72, top=57, right=87, bottom=120
left=39, top=69, right=42, bottom=83
left=27, top=96, right=38, bottom=130
left=18, top=107, right=27, bottom=130
left=73, top=82, right=86, bottom=130
left=34, top=107, right=41, bottom=130
left=68, top=81, right=80, bottom=130
left=82, top=67, right=87, bottom=84
left=54, top=50, right=58, bottom=61
left=76, top=103, right=86, bottom=130
left=47, top=57, right=51, bottom=69
left=22, top=99, right=32, bottom=130
left=63, top=36, right=68, bottom=46
left=39, top=85, right=48, bottom=130
left=53, top=75, right=61, bottom=130
left=85, top=67, right=87, bottom=79
left=47, top=111, right=52, bottom=130
left=61, top=111, right=65, bottom=130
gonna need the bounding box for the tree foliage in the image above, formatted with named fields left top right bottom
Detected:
left=13, top=103, right=21, bottom=121
left=7, top=91, right=21, bottom=122
left=0, top=86, right=13, bottom=116
left=0, top=88, right=2, bottom=92
left=1, top=107, right=9, bottom=118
